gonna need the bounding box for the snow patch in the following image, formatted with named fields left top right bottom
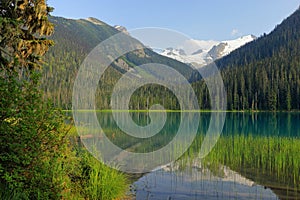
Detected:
left=85, top=17, right=105, bottom=25
left=159, top=35, right=256, bottom=68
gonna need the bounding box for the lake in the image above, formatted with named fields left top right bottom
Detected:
left=77, top=111, right=300, bottom=199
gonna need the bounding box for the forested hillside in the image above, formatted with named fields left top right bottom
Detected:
left=43, top=7, right=300, bottom=111
left=138, top=7, right=300, bottom=111
left=215, top=7, right=300, bottom=110
left=42, top=17, right=196, bottom=109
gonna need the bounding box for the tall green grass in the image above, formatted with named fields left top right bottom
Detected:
left=0, top=183, right=28, bottom=200
left=190, top=134, right=300, bottom=189
left=80, top=150, right=129, bottom=200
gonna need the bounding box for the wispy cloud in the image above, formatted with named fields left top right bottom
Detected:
left=231, top=29, right=240, bottom=37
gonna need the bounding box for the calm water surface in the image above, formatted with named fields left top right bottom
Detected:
left=90, top=112, right=300, bottom=199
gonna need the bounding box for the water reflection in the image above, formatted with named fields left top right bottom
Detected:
left=74, top=111, right=300, bottom=199
left=133, top=162, right=278, bottom=200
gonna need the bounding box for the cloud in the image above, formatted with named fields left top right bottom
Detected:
left=231, top=29, right=239, bottom=36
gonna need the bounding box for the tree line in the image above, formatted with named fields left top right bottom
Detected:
left=41, top=8, right=300, bottom=111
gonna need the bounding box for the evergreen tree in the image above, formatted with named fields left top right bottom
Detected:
left=0, top=1, right=71, bottom=198
left=0, top=0, right=54, bottom=70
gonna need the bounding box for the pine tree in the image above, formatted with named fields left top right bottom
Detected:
left=0, top=0, right=54, bottom=70
left=0, top=1, right=70, bottom=198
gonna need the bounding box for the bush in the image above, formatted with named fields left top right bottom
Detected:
left=0, top=70, right=129, bottom=199
left=0, top=71, right=71, bottom=199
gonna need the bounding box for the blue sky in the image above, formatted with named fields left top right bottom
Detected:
left=47, top=0, right=300, bottom=40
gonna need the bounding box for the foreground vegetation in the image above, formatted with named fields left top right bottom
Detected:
left=0, top=1, right=128, bottom=199
left=1, top=0, right=300, bottom=199
left=0, top=130, right=128, bottom=200
left=0, top=72, right=128, bottom=200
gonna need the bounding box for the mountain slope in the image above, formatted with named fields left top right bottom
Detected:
left=159, top=35, right=256, bottom=67
left=43, top=6, right=300, bottom=111
left=42, top=16, right=196, bottom=109
left=213, top=7, right=300, bottom=110
left=209, top=35, right=256, bottom=60
left=217, top=7, right=300, bottom=69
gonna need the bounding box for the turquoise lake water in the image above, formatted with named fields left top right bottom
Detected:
left=75, top=111, right=300, bottom=199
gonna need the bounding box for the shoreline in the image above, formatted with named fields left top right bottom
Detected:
left=64, top=109, right=300, bottom=113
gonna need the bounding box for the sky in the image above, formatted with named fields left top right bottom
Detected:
left=47, top=0, right=300, bottom=41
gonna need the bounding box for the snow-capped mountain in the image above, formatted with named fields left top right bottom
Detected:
left=114, top=25, right=129, bottom=35
left=112, top=23, right=256, bottom=68
left=160, top=35, right=256, bottom=67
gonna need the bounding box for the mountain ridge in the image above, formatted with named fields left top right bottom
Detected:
left=159, top=35, right=256, bottom=67
left=212, top=7, right=300, bottom=110
left=42, top=6, right=300, bottom=111
left=43, top=16, right=197, bottom=109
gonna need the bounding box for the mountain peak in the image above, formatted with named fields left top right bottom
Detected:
left=159, top=35, right=256, bottom=68
left=85, top=17, right=105, bottom=25
left=239, top=34, right=257, bottom=40
left=114, top=25, right=129, bottom=35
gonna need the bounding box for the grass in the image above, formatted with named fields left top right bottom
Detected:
left=0, top=184, right=28, bottom=200
left=80, top=150, right=129, bottom=200
left=179, top=134, right=300, bottom=190
left=0, top=125, right=129, bottom=200
left=67, top=127, right=129, bottom=200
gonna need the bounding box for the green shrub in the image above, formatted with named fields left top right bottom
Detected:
left=0, top=71, right=71, bottom=199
